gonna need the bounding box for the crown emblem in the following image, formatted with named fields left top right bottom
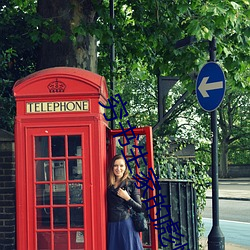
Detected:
left=47, top=79, right=66, bottom=93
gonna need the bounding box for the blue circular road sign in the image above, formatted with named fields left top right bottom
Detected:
left=196, top=62, right=226, bottom=112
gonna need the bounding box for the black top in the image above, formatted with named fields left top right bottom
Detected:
left=107, top=179, right=143, bottom=222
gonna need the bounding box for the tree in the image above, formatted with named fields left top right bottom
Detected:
left=218, top=89, right=250, bottom=177
left=37, top=0, right=101, bottom=71
left=0, top=0, right=37, bottom=131
left=2, top=0, right=249, bottom=88
left=98, top=0, right=250, bottom=178
left=102, top=0, right=249, bottom=88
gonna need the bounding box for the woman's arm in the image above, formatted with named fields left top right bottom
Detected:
left=126, top=185, right=143, bottom=212
left=117, top=181, right=143, bottom=212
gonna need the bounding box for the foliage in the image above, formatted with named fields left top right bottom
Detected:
left=0, top=1, right=38, bottom=77
left=98, top=0, right=249, bottom=91
left=0, top=49, right=17, bottom=131
left=0, top=0, right=37, bottom=131
left=0, top=77, right=15, bottom=131
left=111, top=64, right=159, bottom=128
left=154, top=136, right=211, bottom=238
left=218, top=88, right=250, bottom=169
left=96, top=0, right=250, bottom=177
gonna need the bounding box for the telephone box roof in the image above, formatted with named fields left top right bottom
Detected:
left=13, top=67, right=108, bottom=99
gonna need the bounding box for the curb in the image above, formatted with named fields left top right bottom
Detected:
left=206, top=196, right=250, bottom=201
left=218, top=179, right=250, bottom=182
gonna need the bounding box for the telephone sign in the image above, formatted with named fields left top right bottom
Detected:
left=196, top=62, right=226, bottom=112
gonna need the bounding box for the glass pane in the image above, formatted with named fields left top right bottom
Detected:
left=35, top=136, right=48, bottom=157
left=53, top=184, right=66, bottom=204
left=69, top=159, right=82, bottom=180
left=53, top=208, right=67, bottom=227
left=138, top=157, right=148, bottom=176
left=36, top=160, right=49, bottom=181
left=41, top=185, right=50, bottom=206
left=115, top=136, right=123, bottom=152
left=69, top=184, right=83, bottom=204
left=70, top=207, right=83, bottom=227
left=52, top=160, right=65, bottom=181
left=126, top=141, right=136, bottom=155
left=68, top=135, right=81, bottom=156
left=52, top=136, right=65, bottom=157
left=37, top=232, right=51, bottom=250
left=54, top=231, right=68, bottom=249
left=36, top=184, right=47, bottom=205
left=37, top=208, right=50, bottom=229
left=71, top=231, right=84, bottom=248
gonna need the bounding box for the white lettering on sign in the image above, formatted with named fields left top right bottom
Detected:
left=26, top=100, right=89, bottom=113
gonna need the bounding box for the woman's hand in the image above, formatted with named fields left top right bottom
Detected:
left=117, top=188, right=131, bottom=201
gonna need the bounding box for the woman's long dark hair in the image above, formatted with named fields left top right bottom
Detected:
left=107, top=154, right=130, bottom=187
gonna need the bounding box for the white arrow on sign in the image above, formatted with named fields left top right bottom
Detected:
left=198, top=76, right=223, bottom=98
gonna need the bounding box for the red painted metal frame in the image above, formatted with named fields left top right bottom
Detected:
left=14, top=67, right=109, bottom=250
left=14, top=67, right=158, bottom=250
left=109, top=126, right=158, bottom=250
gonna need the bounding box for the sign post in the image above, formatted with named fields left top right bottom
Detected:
left=196, top=37, right=225, bottom=250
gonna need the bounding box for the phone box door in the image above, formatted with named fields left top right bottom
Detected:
left=25, top=126, right=91, bottom=250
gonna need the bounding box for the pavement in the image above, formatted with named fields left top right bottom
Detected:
left=206, top=178, right=250, bottom=201
left=200, top=238, right=250, bottom=250
left=201, top=178, right=250, bottom=250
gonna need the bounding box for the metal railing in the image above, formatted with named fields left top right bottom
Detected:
left=157, top=179, right=198, bottom=250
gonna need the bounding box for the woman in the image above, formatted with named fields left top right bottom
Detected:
left=107, top=154, right=144, bottom=250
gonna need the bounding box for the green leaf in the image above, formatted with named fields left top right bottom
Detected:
left=230, top=1, right=241, bottom=10
left=187, top=19, right=201, bottom=37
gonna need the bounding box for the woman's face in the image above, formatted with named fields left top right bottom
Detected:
left=113, top=158, right=126, bottom=180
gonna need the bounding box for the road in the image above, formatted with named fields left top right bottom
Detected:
left=202, top=199, right=250, bottom=223
left=201, top=180, right=250, bottom=249
left=202, top=218, right=250, bottom=248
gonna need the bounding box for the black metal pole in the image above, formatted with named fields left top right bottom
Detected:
left=110, top=0, right=115, bottom=129
left=157, top=76, right=161, bottom=123
left=208, top=37, right=225, bottom=250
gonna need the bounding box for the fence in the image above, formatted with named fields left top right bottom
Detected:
left=157, top=179, right=198, bottom=250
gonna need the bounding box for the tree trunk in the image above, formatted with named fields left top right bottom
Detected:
left=219, top=140, right=229, bottom=178
left=37, top=0, right=100, bottom=72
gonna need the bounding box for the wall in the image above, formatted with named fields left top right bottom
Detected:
left=207, top=164, right=250, bottom=178
left=228, top=164, right=250, bottom=178
left=0, top=129, right=15, bottom=250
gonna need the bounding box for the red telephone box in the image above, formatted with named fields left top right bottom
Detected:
left=13, top=67, right=158, bottom=250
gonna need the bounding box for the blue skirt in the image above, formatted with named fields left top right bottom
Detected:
left=108, top=217, right=144, bottom=250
